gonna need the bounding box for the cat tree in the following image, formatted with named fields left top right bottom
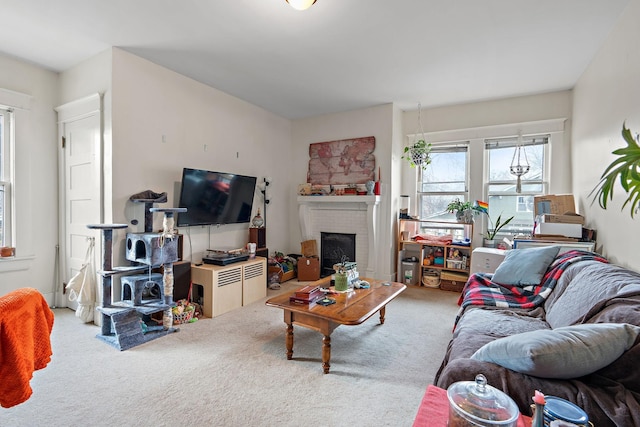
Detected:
left=88, top=199, right=186, bottom=350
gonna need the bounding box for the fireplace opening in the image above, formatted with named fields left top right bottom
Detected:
left=320, top=232, right=356, bottom=277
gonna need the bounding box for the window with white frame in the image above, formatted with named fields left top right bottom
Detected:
left=0, top=106, right=12, bottom=247
left=417, top=143, right=469, bottom=234
left=485, top=134, right=549, bottom=237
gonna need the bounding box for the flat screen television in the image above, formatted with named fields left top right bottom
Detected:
left=177, top=168, right=257, bottom=227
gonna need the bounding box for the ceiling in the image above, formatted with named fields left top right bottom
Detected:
left=0, top=0, right=630, bottom=119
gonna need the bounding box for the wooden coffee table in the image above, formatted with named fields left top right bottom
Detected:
left=265, top=277, right=406, bottom=373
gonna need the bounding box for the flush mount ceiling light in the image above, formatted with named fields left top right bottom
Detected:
left=286, top=0, right=317, bottom=11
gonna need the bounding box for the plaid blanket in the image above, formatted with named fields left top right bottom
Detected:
left=454, top=250, right=608, bottom=327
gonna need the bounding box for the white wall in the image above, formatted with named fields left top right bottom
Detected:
left=111, top=49, right=292, bottom=264
left=3, top=0, right=636, bottom=303
left=402, top=91, right=573, bottom=194
left=58, top=48, right=114, bottom=222
left=0, top=54, right=59, bottom=303
left=572, top=0, right=640, bottom=271
left=290, top=104, right=397, bottom=280
left=400, top=92, right=573, bottom=244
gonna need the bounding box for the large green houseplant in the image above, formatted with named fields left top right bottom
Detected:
left=590, top=122, right=640, bottom=218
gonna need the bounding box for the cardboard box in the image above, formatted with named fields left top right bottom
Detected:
left=301, top=240, right=318, bottom=257
left=534, top=222, right=583, bottom=238
left=297, top=256, right=320, bottom=281
left=540, top=213, right=585, bottom=225
left=534, top=195, right=576, bottom=216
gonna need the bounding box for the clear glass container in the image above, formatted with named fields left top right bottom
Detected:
left=447, top=374, right=519, bottom=427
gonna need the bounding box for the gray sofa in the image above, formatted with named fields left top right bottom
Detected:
left=434, top=251, right=640, bottom=427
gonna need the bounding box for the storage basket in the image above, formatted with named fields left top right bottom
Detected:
left=172, top=304, right=196, bottom=324
left=422, top=269, right=440, bottom=288
left=446, top=259, right=464, bottom=269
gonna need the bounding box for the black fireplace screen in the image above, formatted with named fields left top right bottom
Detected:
left=320, top=232, right=356, bottom=277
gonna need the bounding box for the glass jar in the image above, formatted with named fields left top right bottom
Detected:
left=447, top=374, right=519, bottom=427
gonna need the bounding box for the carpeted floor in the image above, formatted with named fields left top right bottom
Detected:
left=0, top=281, right=460, bottom=427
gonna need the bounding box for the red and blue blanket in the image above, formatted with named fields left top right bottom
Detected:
left=455, top=250, right=608, bottom=327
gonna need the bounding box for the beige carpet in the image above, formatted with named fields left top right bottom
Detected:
left=0, top=281, right=460, bottom=427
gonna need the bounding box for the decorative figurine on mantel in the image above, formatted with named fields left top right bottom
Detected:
left=365, top=180, right=375, bottom=195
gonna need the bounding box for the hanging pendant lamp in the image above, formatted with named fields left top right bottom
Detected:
left=510, top=131, right=530, bottom=193
left=286, top=0, right=317, bottom=11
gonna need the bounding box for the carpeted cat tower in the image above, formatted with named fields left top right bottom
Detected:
left=88, top=191, right=186, bottom=350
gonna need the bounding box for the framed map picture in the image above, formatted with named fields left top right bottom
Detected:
left=307, top=136, right=375, bottom=185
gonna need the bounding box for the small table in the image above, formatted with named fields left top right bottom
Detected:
left=265, top=277, right=406, bottom=373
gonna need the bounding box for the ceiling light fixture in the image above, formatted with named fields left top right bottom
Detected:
left=286, top=0, right=317, bottom=11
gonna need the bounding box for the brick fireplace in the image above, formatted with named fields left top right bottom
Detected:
left=297, top=195, right=380, bottom=277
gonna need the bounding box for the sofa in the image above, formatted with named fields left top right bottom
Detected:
left=434, top=247, right=640, bottom=427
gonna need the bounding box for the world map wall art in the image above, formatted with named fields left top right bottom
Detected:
left=307, top=136, right=376, bottom=185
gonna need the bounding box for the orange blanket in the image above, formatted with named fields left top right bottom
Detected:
left=0, top=288, right=55, bottom=408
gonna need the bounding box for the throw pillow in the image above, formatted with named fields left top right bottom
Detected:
left=491, top=245, right=560, bottom=286
left=470, top=323, right=640, bottom=379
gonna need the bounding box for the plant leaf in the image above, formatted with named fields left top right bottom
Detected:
left=589, top=122, right=640, bottom=217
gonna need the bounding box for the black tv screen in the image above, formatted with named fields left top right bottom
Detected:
left=177, top=168, right=257, bottom=227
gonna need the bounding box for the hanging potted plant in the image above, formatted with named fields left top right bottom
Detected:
left=446, top=198, right=475, bottom=223
left=402, top=103, right=432, bottom=170
left=402, top=139, right=432, bottom=170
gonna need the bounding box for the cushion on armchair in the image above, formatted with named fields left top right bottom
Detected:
left=470, top=322, right=640, bottom=379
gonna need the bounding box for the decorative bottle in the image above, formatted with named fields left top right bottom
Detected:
left=531, top=390, right=546, bottom=427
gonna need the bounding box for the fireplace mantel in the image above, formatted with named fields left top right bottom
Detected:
left=297, top=195, right=380, bottom=276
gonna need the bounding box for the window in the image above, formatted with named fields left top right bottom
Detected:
left=417, top=143, right=469, bottom=238
left=0, top=106, right=12, bottom=247
left=485, top=135, right=549, bottom=237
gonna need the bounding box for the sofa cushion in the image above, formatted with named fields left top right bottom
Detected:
left=450, top=307, right=548, bottom=359
left=491, top=246, right=560, bottom=286
left=471, top=323, right=640, bottom=379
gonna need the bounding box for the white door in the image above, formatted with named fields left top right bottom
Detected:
left=56, top=94, right=102, bottom=312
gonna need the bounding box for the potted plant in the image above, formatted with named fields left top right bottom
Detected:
left=471, top=200, right=514, bottom=247
left=482, top=213, right=515, bottom=247
left=402, top=139, right=432, bottom=170
left=590, top=122, right=640, bottom=218
left=446, top=198, right=475, bottom=223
